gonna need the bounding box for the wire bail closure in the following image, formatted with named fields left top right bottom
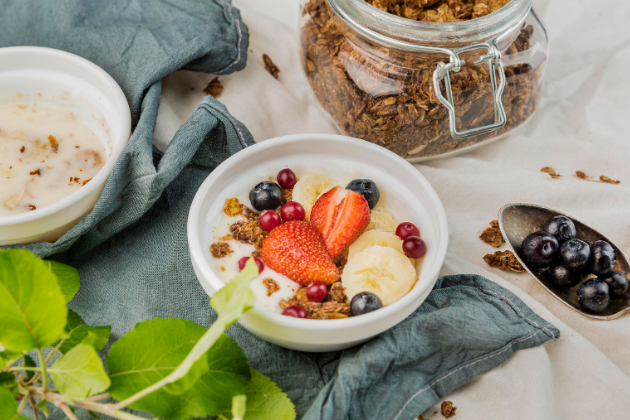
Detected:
left=432, top=41, right=507, bottom=140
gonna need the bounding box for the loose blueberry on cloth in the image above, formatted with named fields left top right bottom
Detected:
left=0, top=1, right=559, bottom=419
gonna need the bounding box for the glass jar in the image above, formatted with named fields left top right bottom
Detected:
left=299, top=0, right=549, bottom=161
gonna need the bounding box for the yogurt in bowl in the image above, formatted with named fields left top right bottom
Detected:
left=188, top=134, right=448, bottom=352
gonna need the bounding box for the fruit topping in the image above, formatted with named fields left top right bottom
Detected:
left=310, top=186, right=371, bottom=258
left=291, top=173, right=334, bottom=221
left=249, top=181, right=282, bottom=211
left=262, top=220, right=338, bottom=285
left=348, top=230, right=404, bottom=260
left=342, top=245, right=416, bottom=306
left=521, top=231, right=559, bottom=268
left=277, top=168, right=297, bottom=189
left=577, top=278, right=610, bottom=313
left=350, top=292, right=383, bottom=316
left=346, top=179, right=380, bottom=209
left=600, top=270, right=629, bottom=296
left=395, top=222, right=420, bottom=240
left=280, top=201, right=306, bottom=222
left=365, top=210, right=398, bottom=233
left=306, top=281, right=328, bottom=302
left=238, top=256, right=264, bottom=274
left=402, top=236, right=427, bottom=259
left=589, top=240, right=617, bottom=276
left=259, top=210, right=282, bottom=232
left=549, top=263, right=581, bottom=288
left=542, top=216, right=576, bottom=244
left=559, top=239, right=591, bottom=271
left=282, top=305, right=307, bottom=318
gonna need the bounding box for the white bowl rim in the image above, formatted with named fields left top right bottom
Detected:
left=188, top=133, right=449, bottom=331
left=0, top=46, right=131, bottom=226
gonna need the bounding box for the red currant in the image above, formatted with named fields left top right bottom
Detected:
left=280, top=201, right=306, bottom=222
left=306, top=281, right=327, bottom=302
left=259, top=210, right=281, bottom=232
left=396, top=222, right=420, bottom=240
left=277, top=168, right=297, bottom=189
left=238, top=257, right=265, bottom=273
left=402, top=236, right=427, bottom=259
left=282, top=305, right=307, bottom=318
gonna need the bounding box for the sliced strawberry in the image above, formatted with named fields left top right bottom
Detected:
left=262, top=220, right=338, bottom=285
left=310, top=186, right=370, bottom=257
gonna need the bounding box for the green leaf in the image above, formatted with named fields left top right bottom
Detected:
left=210, top=257, right=257, bottom=327
left=86, top=409, right=100, bottom=419
left=0, top=388, right=29, bottom=420
left=35, top=399, right=49, bottom=417
left=221, top=370, right=295, bottom=420
left=49, top=344, right=110, bottom=401
left=58, top=310, right=111, bottom=355
left=0, top=250, right=67, bottom=352
left=47, top=261, right=80, bottom=303
left=0, top=372, right=17, bottom=396
left=107, top=319, right=250, bottom=420
left=0, top=351, right=21, bottom=369
left=22, top=354, right=36, bottom=382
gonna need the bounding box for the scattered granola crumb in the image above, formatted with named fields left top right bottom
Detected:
left=210, top=242, right=233, bottom=258
left=230, top=218, right=266, bottom=249
left=600, top=175, right=620, bottom=184
left=281, top=188, right=293, bottom=204
left=263, top=278, right=280, bottom=296
left=224, top=198, right=243, bottom=216
left=20, top=146, right=25, bottom=153
left=334, top=254, right=348, bottom=275
left=541, top=167, right=561, bottom=179
left=218, top=234, right=234, bottom=241
left=280, top=284, right=350, bottom=319
left=27, top=205, right=36, bottom=211
left=252, top=250, right=263, bottom=259
left=575, top=170, right=589, bottom=180
left=48, top=135, right=59, bottom=153
left=441, top=401, right=457, bottom=418
left=479, top=220, right=505, bottom=248
left=263, top=54, right=280, bottom=79
left=29, top=169, right=41, bottom=176
left=204, top=77, right=223, bottom=98
left=329, top=281, right=347, bottom=303
left=82, top=178, right=92, bottom=186
left=417, top=416, right=425, bottom=420
left=484, top=250, right=525, bottom=272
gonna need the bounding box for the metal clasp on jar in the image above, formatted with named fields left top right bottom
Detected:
left=432, top=41, right=507, bottom=140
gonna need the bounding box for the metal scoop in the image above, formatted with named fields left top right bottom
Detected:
left=498, top=203, right=630, bottom=320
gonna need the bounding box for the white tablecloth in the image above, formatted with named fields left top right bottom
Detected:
left=154, top=0, right=630, bottom=418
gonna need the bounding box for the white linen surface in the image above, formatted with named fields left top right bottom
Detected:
left=153, top=0, right=630, bottom=418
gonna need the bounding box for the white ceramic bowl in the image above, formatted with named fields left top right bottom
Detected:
left=188, top=134, right=448, bottom=351
left=0, top=47, right=131, bottom=246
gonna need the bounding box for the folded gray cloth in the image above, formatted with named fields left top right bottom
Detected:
left=0, top=1, right=559, bottom=419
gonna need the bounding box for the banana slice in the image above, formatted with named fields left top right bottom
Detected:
left=347, top=229, right=404, bottom=261
left=342, top=245, right=417, bottom=306
left=292, top=173, right=335, bottom=221
left=365, top=210, right=398, bottom=233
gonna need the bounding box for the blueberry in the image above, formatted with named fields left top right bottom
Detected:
left=577, top=278, right=610, bottom=313
left=521, top=231, right=559, bottom=268
left=346, top=179, right=380, bottom=209
left=249, top=181, right=282, bottom=211
left=559, top=239, right=591, bottom=271
left=350, top=292, right=383, bottom=316
left=542, top=216, right=576, bottom=244
left=589, top=241, right=617, bottom=276
left=600, top=270, right=629, bottom=296
left=549, top=263, right=582, bottom=288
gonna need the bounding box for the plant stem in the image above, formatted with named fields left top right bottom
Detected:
left=85, top=392, right=110, bottom=402
left=29, top=341, right=63, bottom=386
left=36, top=348, right=47, bottom=391
left=29, top=397, right=39, bottom=420
left=17, top=393, right=29, bottom=413
left=31, top=389, right=147, bottom=420
left=58, top=403, right=80, bottom=420
left=8, top=367, right=42, bottom=372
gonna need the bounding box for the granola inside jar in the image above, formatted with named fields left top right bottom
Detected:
left=299, top=0, right=549, bottom=161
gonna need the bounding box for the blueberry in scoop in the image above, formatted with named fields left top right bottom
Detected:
left=346, top=179, right=380, bottom=209
left=589, top=240, right=617, bottom=276
left=600, top=270, right=629, bottom=296
left=549, top=263, right=582, bottom=288
left=542, top=216, right=576, bottom=244
left=249, top=181, right=283, bottom=211
left=559, top=239, right=591, bottom=271
left=522, top=231, right=559, bottom=268
left=577, top=278, right=610, bottom=313
left=350, top=292, right=383, bottom=316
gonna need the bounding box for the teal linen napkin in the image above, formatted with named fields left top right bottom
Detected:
left=0, top=1, right=559, bottom=419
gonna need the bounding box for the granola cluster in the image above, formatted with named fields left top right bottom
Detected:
left=483, top=250, right=525, bottom=272
left=280, top=282, right=351, bottom=319
left=301, top=0, right=544, bottom=158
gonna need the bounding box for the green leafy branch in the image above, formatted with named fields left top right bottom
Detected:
left=0, top=250, right=295, bottom=420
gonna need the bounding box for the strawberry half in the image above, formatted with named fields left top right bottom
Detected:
left=310, top=186, right=371, bottom=258
left=262, top=220, right=338, bottom=285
